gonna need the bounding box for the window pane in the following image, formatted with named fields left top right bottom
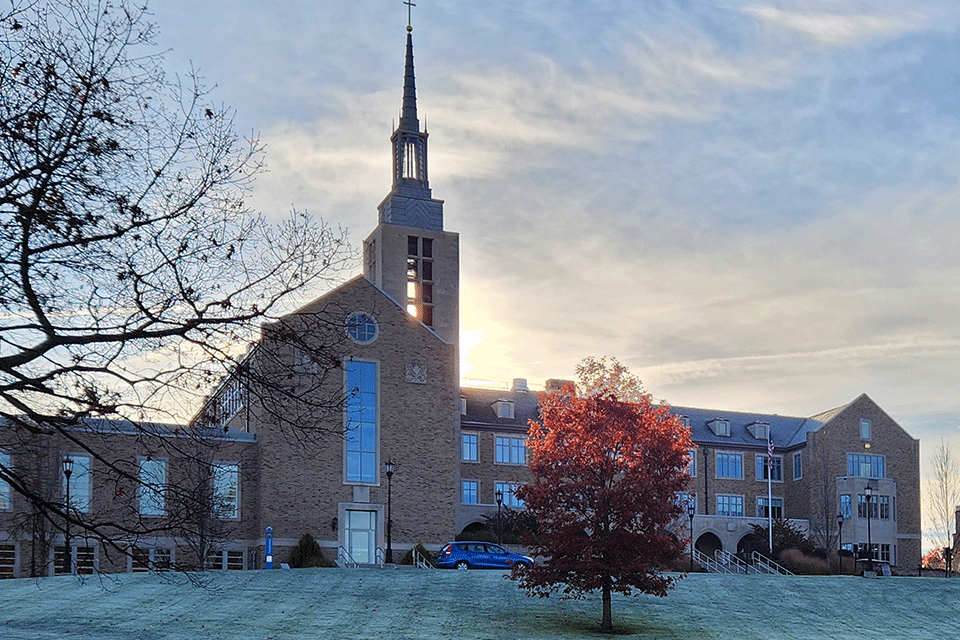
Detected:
left=139, top=459, right=166, bottom=517
left=462, top=434, right=478, bottom=462
left=63, top=455, right=91, bottom=513
left=0, top=451, right=10, bottom=511
left=345, top=361, right=378, bottom=483
left=212, top=463, right=239, bottom=519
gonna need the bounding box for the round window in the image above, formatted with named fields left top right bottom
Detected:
left=345, top=312, right=378, bottom=344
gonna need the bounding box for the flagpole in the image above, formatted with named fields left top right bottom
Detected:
left=767, top=438, right=773, bottom=555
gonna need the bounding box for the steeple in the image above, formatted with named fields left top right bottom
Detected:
left=377, top=23, right=443, bottom=231
left=399, top=27, right=419, bottom=133
left=364, top=13, right=458, bottom=347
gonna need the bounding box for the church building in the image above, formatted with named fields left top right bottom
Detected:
left=0, top=20, right=921, bottom=576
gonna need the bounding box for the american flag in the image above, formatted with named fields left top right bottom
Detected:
left=767, top=439, right=774, bottom=470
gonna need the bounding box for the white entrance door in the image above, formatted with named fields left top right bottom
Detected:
left=345, top=509, right=377, bottom=565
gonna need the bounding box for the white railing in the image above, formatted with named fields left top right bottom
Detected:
left=752, top=551, right=794, bottom=575
left=716, top=549, right=761, bottom=574
left=337, top=546, right=358, bottom=568
left=413, top=547, right=434, bottom=569
left=376, top=547, right=385, bottom=566
left=693, top=549, right=732, bottom=574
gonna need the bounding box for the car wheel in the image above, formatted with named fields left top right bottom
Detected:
left=455, top=561, right=469, bottom=570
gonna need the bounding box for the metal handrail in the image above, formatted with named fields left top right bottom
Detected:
left=376, top=547, right=385, bottom=565
left=693, top=548, right=732, bottom=574
left=716, top=549, right=761, bottom=574
left=337, top=546, right=358, bottom=568
left=413, top=547, right=434, bottom=569
left=752, top=551, right=794, bottom=575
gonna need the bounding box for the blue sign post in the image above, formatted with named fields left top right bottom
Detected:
left=265, top=526, right=274, bottom=570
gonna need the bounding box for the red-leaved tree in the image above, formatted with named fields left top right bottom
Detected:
left=512, top=375, right=692, bottom=633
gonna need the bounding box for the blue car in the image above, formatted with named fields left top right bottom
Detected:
left=435, top=541, right=533, bottom=570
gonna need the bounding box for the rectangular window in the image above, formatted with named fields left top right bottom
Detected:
left=0, top=450, right=10, bottom=511
left=757, top=497, right=783, bottom=519
left=880, top=544, right=891, bottom=562
left=0, top=544, right=15, bottom=578
left=677, top=492, right=696, bottom=513
left=860, top=418, right=871, bottom=440
left=847, top=454, right=884, bottom=478
left=63, top=455, right=92, bottom=514
left=462, top=480, right=478, bottom=504
left=756, top=455, right=782, bottom=481
left=422, top=282, right=433, bottom=304
left=793, top=452, right=802, bottom=480
left=131, top=547, right=172, bottom=572
left=407, top=235, right=419, bottom=256
left=857, top=494, right=879, bottom=519
left=138, top=458, right=166, bottom=518
left=495, top=436, right=526, bottom=465
left=878, top=495, right=890, bottom=519
left=462, top=433, right=478, bottom=462
left=422, top=238, right=432, bottom=258
left=212, top=462, right=239, bottom=519
left=496, top=482, right=523, bottom=508
left=716, top=494, right=744, bottom=517
left=345, top=360, right=378, bottom=484
left=422, top=260, right=433, bottom=281
left=840, top=494, right=852, bottom=519
left=716, top=453, right=743, bottom=479
left=688, top=448, right=697, bottom=477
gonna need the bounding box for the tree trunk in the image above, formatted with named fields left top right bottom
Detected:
left=601, top=581, right=613, bottom=632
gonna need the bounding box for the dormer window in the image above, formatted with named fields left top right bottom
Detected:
left=708, top=418, right=730, bottom=437
left=747, top=421, right=770, bottom=441
left=679, top=415, right=691, bottom=427
left=493, top=400, right=515, bottom=420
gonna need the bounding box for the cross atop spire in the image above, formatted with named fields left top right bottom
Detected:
left=404, top=0, right=415, bottom=31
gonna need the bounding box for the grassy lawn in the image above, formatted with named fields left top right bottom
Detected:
left=2, top=569, right=960, bottom=639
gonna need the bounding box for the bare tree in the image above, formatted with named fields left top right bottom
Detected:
left=0, top=0, right=352, bottom=568
left=807, top=442, right=839, bottom=555
left=924, top=438, right=960, bottom=556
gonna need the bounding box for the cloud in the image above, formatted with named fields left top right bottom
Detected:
left=742, top=3, right=923, bottom=45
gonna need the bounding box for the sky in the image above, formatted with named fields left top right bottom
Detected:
left=150, top=1, right=960, bottom=471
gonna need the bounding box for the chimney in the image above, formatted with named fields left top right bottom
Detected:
left=511, top=378, right=529, bottom=393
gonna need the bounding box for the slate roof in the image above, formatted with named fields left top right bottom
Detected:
left=668, top=405, right=824, bottom=452
left=460, top=387, right=542, bottom=432
left=459, top=385, right=830, bottom=452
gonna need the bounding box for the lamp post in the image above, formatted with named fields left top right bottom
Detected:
left=385, top=459, right=395, bottom=564
left=836, top=513, right=844, bottom=575
left=495, top=489, right=504, bottom=546
left=62, top=457, right=73, bottom=575
left=864, top=485, right=874, bottom=574
left=687, top=501, right=695, bottom=572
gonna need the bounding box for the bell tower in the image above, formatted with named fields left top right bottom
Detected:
left=363, top=21, right=459, bottom=348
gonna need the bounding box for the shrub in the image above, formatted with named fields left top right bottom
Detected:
left=399, top=542, right=432, bottom=566
left=288, top=533, right=328, bottom=568
left=778, top=548, right=830, bottom=575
